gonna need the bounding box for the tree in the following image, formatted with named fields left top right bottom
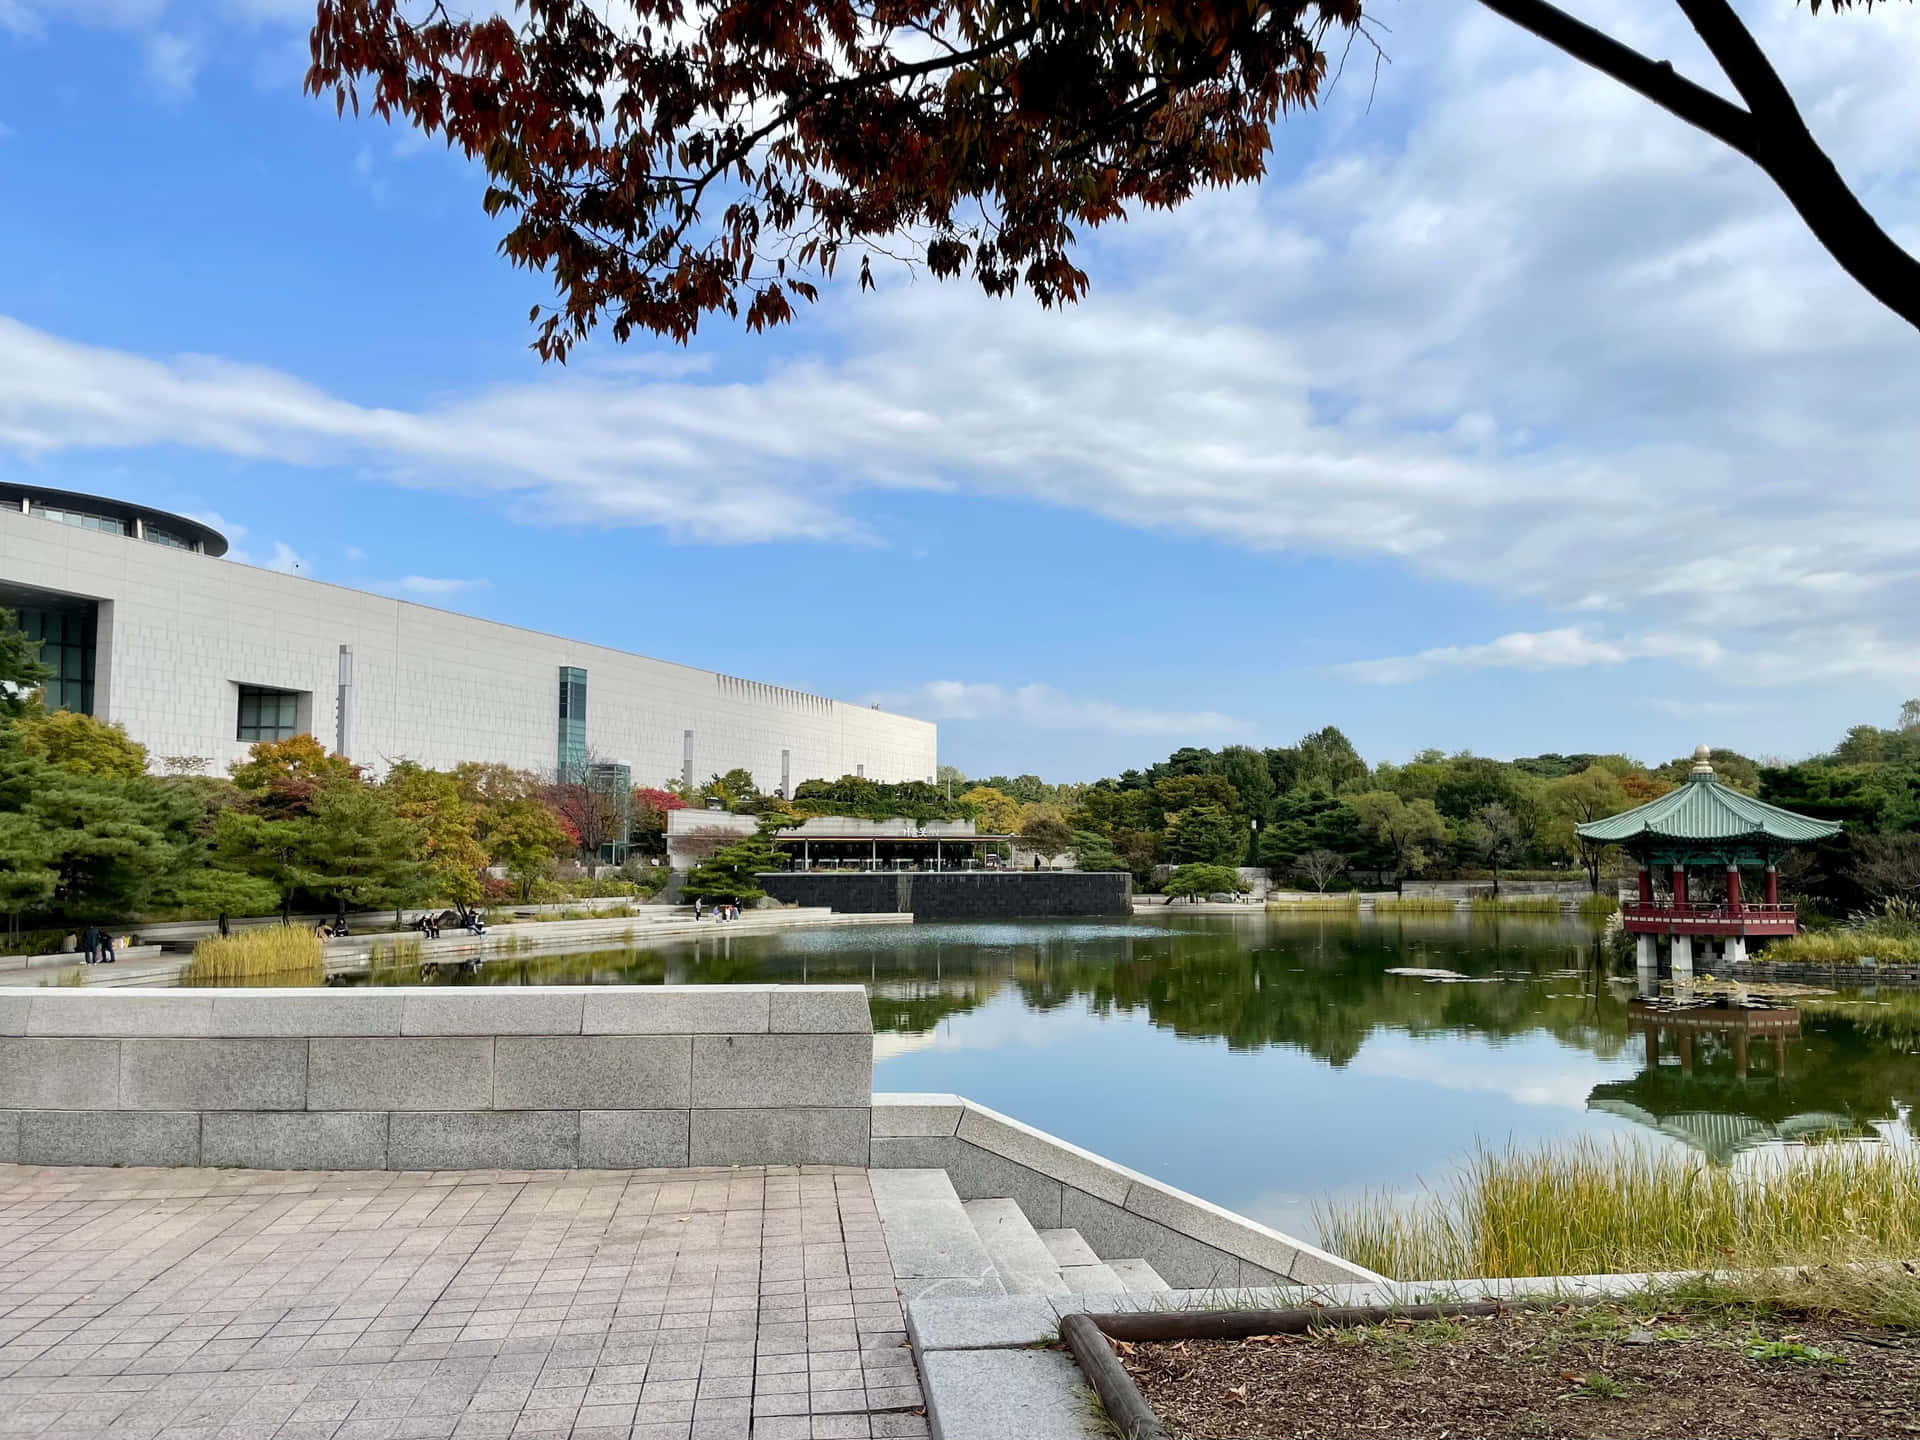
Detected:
left=15, top=710, right=149, bottom=779
left=209, top=809, right=310, bottom=922
left=1018, top=812, right=1075, bottom=864
left=1070, top=829, right=1129, bottom=873
left=1347, top=792, right=1449, bottom=894
left=631, top=785, right=687, bottom=857
left=1164, top=863, right=1248, bottom=902
left=384, top=761, right=489, bottom=911
left=1164, top=804, right=1245, bottom=866
left=960, top=786, right=1021, bottom=836
left=1295, top=726, right=1369, bottom=794
left=1464, top=802, right=1526, bottom=894
left=683, top=835, right=784, bottom=903
left=701, top=767, right=765, bottom=812
left=309, top=0, right=1918, bottom=346
left=230, top=735, right=357, bottom=814
left=1851, top=832, right=1920, bottom=903
left=0, top=607, right=51, bottom=721
left=542, top=754, right=626, bottom=864
left=170, top=869, right=283, bottom=932
left=1291, top=847, right=1348, bottom=893
left=289, top=778, right=430, bottom=924
left=1545, top=764, right=1630, bottom=892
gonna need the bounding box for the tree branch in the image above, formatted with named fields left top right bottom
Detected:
left=1474, top=0, right=1919, bottom=330
left=1473, top=0, right=1760, bottom=158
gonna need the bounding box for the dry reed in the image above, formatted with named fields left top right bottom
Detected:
left=181, top=926, right=325, bottom=987
left=1317, top=1137, right=1920, bottom=1281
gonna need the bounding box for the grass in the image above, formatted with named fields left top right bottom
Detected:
left=1466, top=895, right=1565, bottom=914
left=1760, top=930, right=1920, bottom=965
left=1577, top=894, right=1621, bottom=920
left=1796, top=990, right=1920, bottom=1047
left=1269, top=895, right=1362, bottom=911
left=1371, top=897, right=1458, bottom=915
left=1316, top=1137, right=1920, bottom=1282
left=367, top=935, right=424, bottom=985
left=181, top=926, right=325, bottom=987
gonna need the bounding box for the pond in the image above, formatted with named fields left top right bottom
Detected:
left=357, top=913, right=1920, bottom=1243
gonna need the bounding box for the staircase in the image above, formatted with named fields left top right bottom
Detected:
left=870, top=1170, right=1170, bottom=1300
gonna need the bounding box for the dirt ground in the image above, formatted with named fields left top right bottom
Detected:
left=1120, top=1304, right=1920, bottom=1439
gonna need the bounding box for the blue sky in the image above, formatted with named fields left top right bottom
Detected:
left=1, top=0, right=1914, bottom=782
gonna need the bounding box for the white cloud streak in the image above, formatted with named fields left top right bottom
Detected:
left=864, top=682, right=1244, bottom=737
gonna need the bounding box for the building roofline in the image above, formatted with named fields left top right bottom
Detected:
left=0, top=482, right=228, bottom=557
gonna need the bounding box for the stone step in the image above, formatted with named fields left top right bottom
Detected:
left=1037, top=1228, right=1100, bottom=1268
left=963, top=1199, right=1068, bottom=1296
left=869, top=1169, right=1007, bottom=1301
left=1059, top=1261, right=1126, bottom=1294
left=1109, top=1257, right=1172, bottom=1293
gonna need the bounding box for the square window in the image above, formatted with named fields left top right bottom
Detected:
left=236, top=685, right=302, bottom=743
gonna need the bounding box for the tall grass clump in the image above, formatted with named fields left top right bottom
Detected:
left=1317, top=1137, right=1920, bottom=1281
left=182, top=926, right=325, bottom=987
left=1269, top=894, right=1362, bottom=912
left=1468, top=895, right=1564, bottom=915
left=368, top=935, right=424, bottom=985
left=1372, top=897, right=1457, bottom=915
left=1577, top=893, right=1621, bottom=920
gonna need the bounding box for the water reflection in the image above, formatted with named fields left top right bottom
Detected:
left=366, top=913, right=1918, bottom=1232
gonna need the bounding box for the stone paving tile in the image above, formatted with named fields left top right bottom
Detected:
left=0, top=1166, right=926, bottom=1440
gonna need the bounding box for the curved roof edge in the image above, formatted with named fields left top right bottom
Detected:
left=0, top=482, right=228, bottom=557
left=1576, top=768, right=1842, bottom=846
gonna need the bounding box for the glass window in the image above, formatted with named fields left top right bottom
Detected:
left=30, top=503, right=125, bottom=536
left=144, top=526, right=195, bottom=550
left=237, top=685, right=301, bottom=742
left=556, top=666, right=587, bottom=779
left=15, top=602, right=95, bottom=714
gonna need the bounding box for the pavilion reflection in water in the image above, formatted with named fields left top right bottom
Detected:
left=1588, top=995, right=1859, bottom=1163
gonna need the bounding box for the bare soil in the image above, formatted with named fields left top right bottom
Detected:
left=1120, top=1305, right=1920, bottom=1439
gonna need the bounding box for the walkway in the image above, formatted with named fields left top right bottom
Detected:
left=0, top=1165, right=926, bottom=1440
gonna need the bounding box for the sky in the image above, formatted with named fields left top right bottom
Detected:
left=0, top=0, right=1914, bottom=783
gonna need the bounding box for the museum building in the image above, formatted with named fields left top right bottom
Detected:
left=0, top=484, right=936, bottom=800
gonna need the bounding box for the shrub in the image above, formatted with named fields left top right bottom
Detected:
left=1162, top=863, right=1247, bottom=901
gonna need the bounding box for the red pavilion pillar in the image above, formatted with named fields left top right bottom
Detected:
left=1637, top=867, right=1653, bottom=905
left=1764, top=864, right=1778, bottom=905
left=1726, top=864, right=1743, bottom=914
left=1671, top=864, right=1688, bottom=909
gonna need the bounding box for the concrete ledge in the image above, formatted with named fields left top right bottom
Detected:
left=0, top=986, right=875, bottom=1170
left=871, top=1093, right=1381, bottom=1289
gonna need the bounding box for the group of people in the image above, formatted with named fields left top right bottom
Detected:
left=413, top=911, right=487, bottom=937
left=313, top=918, right=353, bottom=939
left=693, top=898, right=744, bottom=922
left=78, top=926, right=116, bottom=964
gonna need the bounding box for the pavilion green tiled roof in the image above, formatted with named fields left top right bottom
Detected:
left=1577, top=749, right=1842, bottom=847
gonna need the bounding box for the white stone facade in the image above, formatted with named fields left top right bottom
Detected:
left=1, top=506, right=936, bottom=790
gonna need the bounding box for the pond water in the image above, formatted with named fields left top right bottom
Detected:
left=364, top=913, right=1919, bottom=1242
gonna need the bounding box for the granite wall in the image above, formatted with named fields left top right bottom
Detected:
left=0, top=985, right=874, bottom=1170
left=758, top=871, right=1132, bottom=919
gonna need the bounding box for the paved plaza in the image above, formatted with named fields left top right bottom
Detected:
left=0, top=1165, right=926, bottom=1440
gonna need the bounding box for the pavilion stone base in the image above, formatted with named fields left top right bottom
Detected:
left=0, top=985, right=874, bottom=1170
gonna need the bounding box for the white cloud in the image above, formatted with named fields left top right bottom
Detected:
left=143, top=30, right=197, bottom=98
left=865, top=681, right=1243, bottom=736
left=0, top=0, right=1913, bottom=699
left=1337, top=626, right=1730, bottom=685
left=263, top=540, right=306, bottom=574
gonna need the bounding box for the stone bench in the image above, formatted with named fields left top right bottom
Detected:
left=0, top=985, right=873, bottom=1171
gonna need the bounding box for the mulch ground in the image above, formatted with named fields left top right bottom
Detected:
left=1119, top=1305, right=1920, bottom=1439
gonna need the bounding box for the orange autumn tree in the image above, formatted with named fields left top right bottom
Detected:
left=309, top=0, right=1918, bottom=342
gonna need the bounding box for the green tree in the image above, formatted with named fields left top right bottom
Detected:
left=1070, top=830, right=1128, bottom=873
left=288, top=778, right=430, bottom=924
left=1545, top=764, right=1631, bottom=891
left=1295, top=726, right=1369, bottom=794
left=170, top=868, right=283, bottom=931
left=1348, top=792, right=1450, bottom=894
left=20, top=764, right=193, bottom=919
left=683, top=835, right=783, bottom=903
left=1018, top=812, right=1075, bottom=863
left=230, top=734, right=358, bottom=815
left=1464, top=802, right=1527, bottom=895
left=209, top=809, right=310, bottom=922
left=1163, top=864, right=1247, bottom=902
left=15, top=710, right=149, bottom=778
left=1164, top=804, right=1244, bottom=866
left=0, top=607, right=51, bottom=721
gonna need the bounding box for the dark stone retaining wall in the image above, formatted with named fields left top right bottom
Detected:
left=759, top=870, right=1132, bottom=919
left=1725, top=960, right=1920, bottom=989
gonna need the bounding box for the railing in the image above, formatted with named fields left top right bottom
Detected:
left=1622, top=901, right=1798, bottom=933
